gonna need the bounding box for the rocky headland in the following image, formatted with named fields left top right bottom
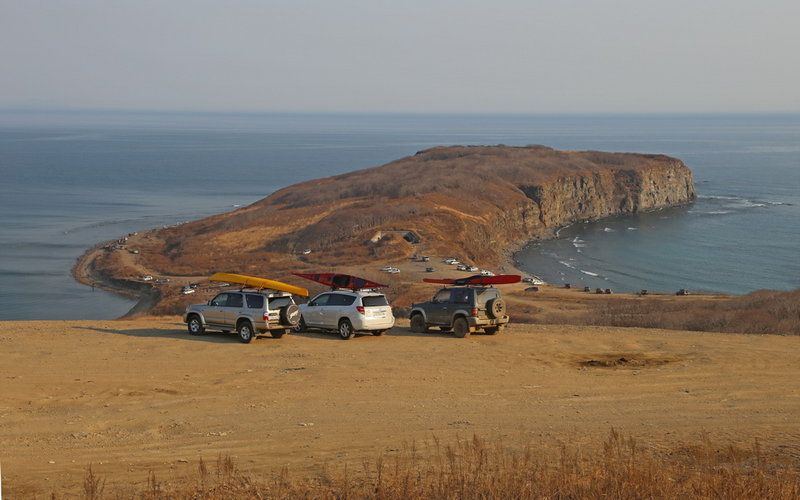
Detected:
left=75, top=145, right=696, bottom=314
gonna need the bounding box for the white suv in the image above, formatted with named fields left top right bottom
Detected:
left=296, top=290, right=395, bottom=339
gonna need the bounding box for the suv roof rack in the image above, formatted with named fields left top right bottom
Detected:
left=237, top=287, right=289, bottom=294
left=328, top=287, right=384, bottom=293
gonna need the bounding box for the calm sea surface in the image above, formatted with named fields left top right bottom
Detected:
left=0, top=111, right=798, bottom=320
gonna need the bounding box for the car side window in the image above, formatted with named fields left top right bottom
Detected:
left=452, top=289, right=472, bottom=304
left=309, top=294, right=330, bottom=307
left=329, top=294, right=356, bottom=306
left=210, top=293, right=229, bottom=307
left=246, top=294, right=264, bottom=309
left=227, top=293, right=243, bottom=308
left=433, top=289, right=451, bottom=303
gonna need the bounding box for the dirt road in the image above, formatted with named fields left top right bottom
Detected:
left=2, top=318, right=799, bottom=495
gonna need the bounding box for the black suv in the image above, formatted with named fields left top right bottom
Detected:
left=409, top=286, right=509, bottom=338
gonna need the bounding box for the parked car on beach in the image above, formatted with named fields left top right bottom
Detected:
left=296, top=289, right=394, bottom=339
left=409, top=286, right=509, bottom=338
left=183, top=289, right=301, bottom=343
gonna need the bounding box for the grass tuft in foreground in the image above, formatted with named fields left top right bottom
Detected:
left=42, top=429, right=800, bottom=499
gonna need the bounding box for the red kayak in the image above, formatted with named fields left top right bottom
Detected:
left=423, top=274, right=522, bottom=286
left=293, top=273, right=388, bottom=290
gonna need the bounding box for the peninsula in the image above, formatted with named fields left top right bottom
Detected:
left=75, top=145, right=695, bottom=314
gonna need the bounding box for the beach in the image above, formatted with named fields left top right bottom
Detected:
left=2, top=317, right=800, bottom=495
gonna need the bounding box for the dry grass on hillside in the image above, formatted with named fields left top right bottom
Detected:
left=513, top=288, right=800, bottom=336
left=62, top=431, right=799, bottom=499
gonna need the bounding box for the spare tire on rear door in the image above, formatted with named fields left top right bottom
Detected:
left=280, top=304, right=301, bottom=326
left=486, top=298, right=506, bottom=319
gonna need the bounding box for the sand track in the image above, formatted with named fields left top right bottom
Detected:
left=2, top=318, right=799, bottom=495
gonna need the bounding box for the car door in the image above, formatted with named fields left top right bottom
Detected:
left=427, top=289, right=452, bottom=325
left=222, top=292, right=244, bottom=327
left=205, top=293, right=231, bottom=326
left=326, top=293, right=356, bottom=325
left=449, top=288, right=474, bottom=321
left=304, top=293, right=330, bottom=327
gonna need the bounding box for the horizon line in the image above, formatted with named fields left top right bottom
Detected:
left=2, top=107, right=799, bottom=118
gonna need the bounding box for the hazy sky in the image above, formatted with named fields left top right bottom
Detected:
left=2, top=0, right=799, bottom=113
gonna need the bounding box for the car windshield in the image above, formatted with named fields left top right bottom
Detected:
left=362, top=295, right=388, bottom=307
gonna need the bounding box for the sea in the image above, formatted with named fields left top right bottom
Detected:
left=0, top=111, right=798, bottom=320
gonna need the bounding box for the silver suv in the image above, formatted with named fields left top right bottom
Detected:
left=296, top=290, right=394, bottom=339
left=409, top=286, right=509, bottom=337
left=184, top=289, right=301, bottom=343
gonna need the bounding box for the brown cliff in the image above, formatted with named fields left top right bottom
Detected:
left=80, top=145, right=695, bottom=313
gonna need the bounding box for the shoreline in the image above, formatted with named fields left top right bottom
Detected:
left=70, top=201, right=707, bottom=319
left=71, top=245, right=161, bottom=318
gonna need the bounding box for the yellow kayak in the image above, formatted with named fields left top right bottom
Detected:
left=209, top=273, right=308, bottom=297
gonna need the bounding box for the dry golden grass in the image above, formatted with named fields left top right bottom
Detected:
left=51, top=431, right=800, bottom=499
left=587, top=289, right=800, bottom=335
left=508, top=288, right=800, bottom=336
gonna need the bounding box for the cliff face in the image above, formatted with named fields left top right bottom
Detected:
left=519, top=160, right=695, bottom=231
left=96, top=145, right=694, bottom=311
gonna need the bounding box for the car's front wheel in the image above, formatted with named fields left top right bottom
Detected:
left=237, top=321, right=254, bottom=343
left=410, top=313, right=427, bottom=333
left=338, top=319, right=355, bottom=340
left=187, top=315, right=204, bottom=335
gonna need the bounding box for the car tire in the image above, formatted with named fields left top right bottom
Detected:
left=453, top=317, right=470, bottom=338
left=292, top=317, right=307, bottom=333
left=338, top=319, right=355, bottom=340
left=484, top=327, right=499, bottom=335
left=237, top=321, right=254, bottom=344
left=187, top=315, right=204, bottom=335
left=372, top=330, right=385, bottom=336
left=280, top=304, right=301, bottom=326
left=410, top=313, right=427, bottom=333
left=486, top=298, right=506, bottom=319
left=271, top=329, right=288, bottom=339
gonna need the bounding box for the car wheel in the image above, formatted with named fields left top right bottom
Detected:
left=372, top=330, right=385, bottom=336
left=292, top=317, right=307, bottom=333
left=187, top=315, right=204, bottom=335
left=484, top=327, right=499, bottom=335
left=271, top=329, right=288, bottom=339
left=410, top=314, right=427, bottom=333
left=237, top=321, right=254, bottom=344
left=486, top=298, right=506, bottom=319
left=453, top=317, right=470, bottom=338
left=338, top=319, right=355, bottom=340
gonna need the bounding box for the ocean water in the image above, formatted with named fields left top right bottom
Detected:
left=0, top=111, right=797, bottom=320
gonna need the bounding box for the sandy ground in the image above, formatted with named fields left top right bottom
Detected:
left=2, top=318, right=799, bottom=495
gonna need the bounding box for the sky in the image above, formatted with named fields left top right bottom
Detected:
left=2, top=0, right=799, bottom=114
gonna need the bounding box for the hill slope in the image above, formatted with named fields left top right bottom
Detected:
left=79, top=145, right=695, bottom=313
